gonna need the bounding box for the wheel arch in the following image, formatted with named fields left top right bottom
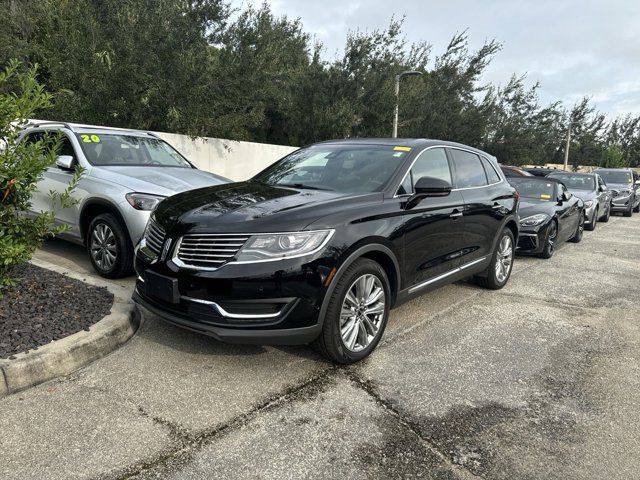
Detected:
left=318, top=242, right=402, bottom=329
left=79, top=199, right=132, bottom=246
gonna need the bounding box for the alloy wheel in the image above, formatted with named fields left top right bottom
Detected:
left=340, top=274, right=386, bottom=352
left=547, top=222, right=557, bottom=252
left=90, top=223, right=118, bottom=271
left=495, top=235, right=513, bottom=283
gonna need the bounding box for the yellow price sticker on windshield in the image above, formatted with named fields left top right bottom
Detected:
left=540, top=194, right=551, bottom=199
left=81, top=134, right=101, bottom=143
left=393, top=146, right=412, bottom=152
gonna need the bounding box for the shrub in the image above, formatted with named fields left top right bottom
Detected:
left=0, top=60, right=82, bottom=289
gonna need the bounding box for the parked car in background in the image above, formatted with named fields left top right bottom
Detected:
left=593, top=168, right=640, bottom=217
left=508, top=177, right=584, bottom=259
left=524, top=166, right=562, bottom=177
left=19, top=122, right=230, bottom=278
left=547, top=172, right=612, bottom=230
left=133, top=139, right=519, bottom=363
left=500, top=165, right=534, bottom=178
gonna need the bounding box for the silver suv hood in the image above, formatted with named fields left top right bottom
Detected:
left=89, top=166, right=228, bottom=196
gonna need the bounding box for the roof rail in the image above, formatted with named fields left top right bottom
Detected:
left=25, top=121, right=77, bottom=132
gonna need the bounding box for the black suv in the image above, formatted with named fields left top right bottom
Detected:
left=133, top=139, right=519, bottom=363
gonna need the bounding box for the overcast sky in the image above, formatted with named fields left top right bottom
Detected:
left=243, top=0, right=640, bottom=118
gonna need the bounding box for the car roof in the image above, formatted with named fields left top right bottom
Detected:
left=548, top=171, right=594, bottom=177
left=22, top=121, right=155, bottom=138
left=312, top=138, right=493, bottom=157
left=510, top=175, right=563, bottom=184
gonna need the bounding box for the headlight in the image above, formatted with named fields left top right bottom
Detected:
left=235, top=230, right=334, bottom=262
left=520, top=213, right=550, bottom=227
left=583, top=200, right=593, bottom=208
left=126, top=192, right=166, bottom=211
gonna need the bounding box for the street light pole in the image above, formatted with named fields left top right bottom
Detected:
left=563, top=113, right=573, bottom=171
left=392, top=70, right=423, bottom=138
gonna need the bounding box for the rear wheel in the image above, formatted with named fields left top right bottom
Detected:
left=313, top=258, right=390, bottom=364
left=474, top=228, right=514, bottom=290
left=538, top=220, right=557, bottom=259
left=87, top=213, right=134, bottom=278
left=569, top=211, right=585, bottom=243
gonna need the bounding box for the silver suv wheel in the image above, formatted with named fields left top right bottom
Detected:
left=90, top=223, right=118, bottom=271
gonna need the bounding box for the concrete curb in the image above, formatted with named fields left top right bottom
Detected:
left=0, top=259, right=139, bottom=397
left=0, top=300, right=138, bottom=397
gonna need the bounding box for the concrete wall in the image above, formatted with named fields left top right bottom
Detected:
left=154, top=131, right=298, bottom=181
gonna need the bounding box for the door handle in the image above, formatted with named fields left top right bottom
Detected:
left=450, top=210, right=463, bottom=219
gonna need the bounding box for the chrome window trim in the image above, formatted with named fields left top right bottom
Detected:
left=407, top=255, right=488, bottom=294
left=171, top=229, right=335, bottom=271
left=394, top=145, right=503, bottom=198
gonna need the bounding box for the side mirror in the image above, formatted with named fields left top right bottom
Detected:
left=405, top=177, right=452, bottom=209
left=56, top=155, right=75, bottom=170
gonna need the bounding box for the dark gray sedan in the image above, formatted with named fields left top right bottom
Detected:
left=547, top=172, right=612, bottom=230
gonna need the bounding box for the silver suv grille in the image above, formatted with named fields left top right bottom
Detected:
left=177, top=234, right=250, bottom=269
left=144, top=220, right=166, bottom=256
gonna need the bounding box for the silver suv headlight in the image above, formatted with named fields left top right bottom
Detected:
left=126, top=192, right=166, bottom=211
left=583, top=200, right=594, bottom=208
left=520, top=213, right=550, bottom=227
left=235, top=230, right=334, bottom=262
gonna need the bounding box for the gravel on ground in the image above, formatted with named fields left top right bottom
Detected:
left=0, top=263, right=114, bottom=358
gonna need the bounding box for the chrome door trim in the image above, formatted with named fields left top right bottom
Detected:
left=407, top=255, right=488, bottom=294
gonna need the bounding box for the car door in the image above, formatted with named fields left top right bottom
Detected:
left=29, top=131, right=84, bottom=237
left=448, top=148, right=500, bottom=267
left=556, top=182, right=579, bottom=241
left=398, top=147, right=465, bottom=288
left=595, top=175, right=610, bottom=211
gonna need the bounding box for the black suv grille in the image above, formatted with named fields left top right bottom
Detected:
left=177, top=234, right=250, bottom=269
left=144, top=220, right=166, bottom=256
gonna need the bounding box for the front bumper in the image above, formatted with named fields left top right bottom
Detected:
left=132, top=247, right=336, bottom=345
left=516, top=226, right=547, bottom=254
left=611, top=195, right=633, bottom=212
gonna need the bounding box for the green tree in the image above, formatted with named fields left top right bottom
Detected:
left=0, top=60, right=81, bottom=289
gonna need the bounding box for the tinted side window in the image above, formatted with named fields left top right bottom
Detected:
left=450, top=149, right=488, bottom=188
left=481, top=157, right=501, bottom=183
left=397, top=148, right=451, bottom=194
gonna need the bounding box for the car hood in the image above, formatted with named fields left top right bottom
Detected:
left=567, top=189, right=596, bottom=202
left=605, top=182, right=633, bottom=191
left=153, top=181, right=382, bottom=233
left=89, top=166, right=229, bottom=196
left=518, top=198, right=557, bottom=219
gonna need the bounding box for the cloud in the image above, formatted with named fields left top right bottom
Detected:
left=252, top=0, right=640, bottom=117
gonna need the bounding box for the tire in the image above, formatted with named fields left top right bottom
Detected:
left=624, top=204, right=633, bottom=217
left=634, top=198, right=640, bottom=213
left=538, top=220, right=557, bottom=259
left=585, top=208, right=597, bottom=231
left=569, top=210, right=585, bottom=243
left=87, top=213, right=134, bottom=278
left=601, top=203, right=611, bottom=223
left=474, top=228, right=515, bottom=290
left=313, top=258, right=390, bottom=364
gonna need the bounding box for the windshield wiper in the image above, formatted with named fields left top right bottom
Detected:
left=277, top=183, right=334, bottom=191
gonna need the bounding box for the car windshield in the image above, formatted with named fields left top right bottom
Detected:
left=509, top=178, right=556, bottom=201
left=548, top=174, right=595, bottom=191
left=596, top=170, right=633, bottom=184
left=76, top=133, right=191, bottom=167
left=253, top=144, right=410, bottom=193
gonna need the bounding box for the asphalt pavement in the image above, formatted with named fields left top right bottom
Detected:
left=1, top=214, right=639, bottom=479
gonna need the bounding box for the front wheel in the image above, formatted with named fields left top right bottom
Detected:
left=585, top=208, right=597, bottom=231
left=538, top=220, right=557, bottom=259
left=600, top=202, right=611, bottom=222
left=87, top=213, right=134, bottom=278
left=313, top=258, right=390, bottom=364
left=474, top=228, right=514, bottom=290
left=569, top=211, right=585, bottom=243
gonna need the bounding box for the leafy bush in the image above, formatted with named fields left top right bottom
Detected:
left=0, top=60, right=82, bottom=289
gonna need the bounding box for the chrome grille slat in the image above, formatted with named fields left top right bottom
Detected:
left=144, top=220, right=166, bottom=256
left=176, top=233, right=249, bottom=269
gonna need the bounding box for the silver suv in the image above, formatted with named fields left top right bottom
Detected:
left=593, top=168, right=640, bottom=217
left=19, top=122, right=229, bottom=278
